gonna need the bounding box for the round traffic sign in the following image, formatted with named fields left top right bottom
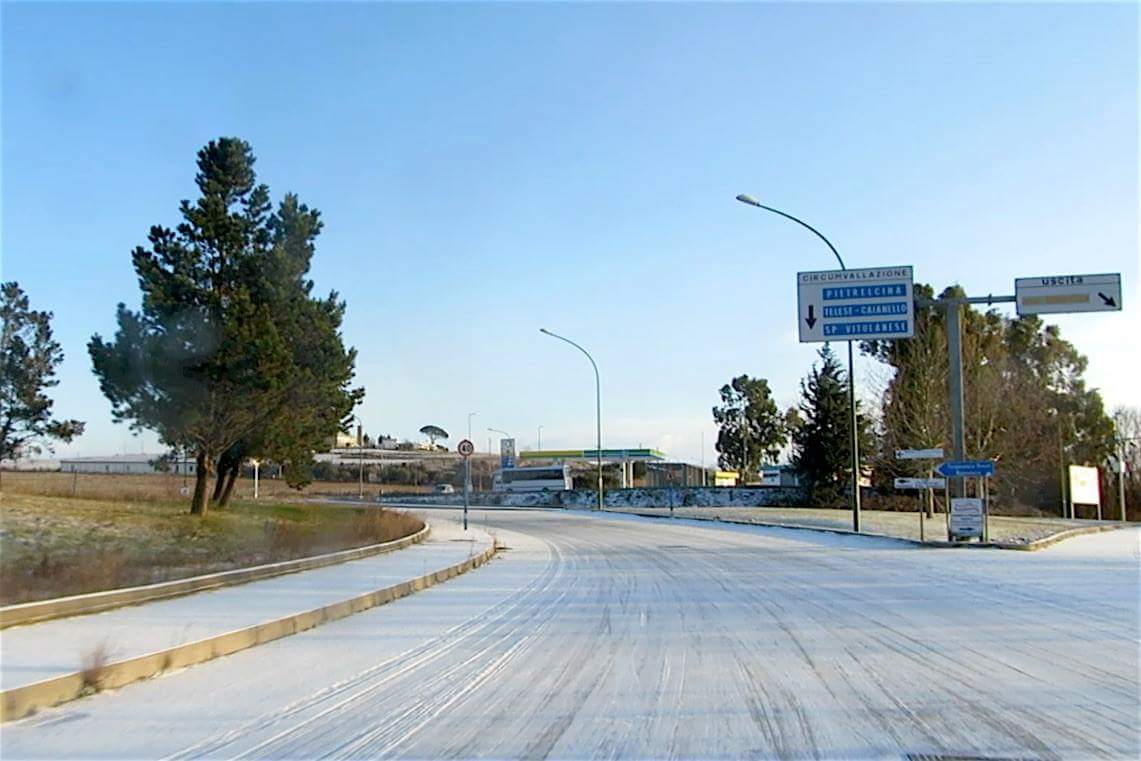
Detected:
left=457, top=439, right=475, bottom=457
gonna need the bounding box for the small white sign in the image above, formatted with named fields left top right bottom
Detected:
left=950, top=497, right=984, bottom=539
left=1015, top=273, right=1122, bottom=316
left=894, top=477, right=946, bottom=490
left=1068, top=465, right=1100, bottom=506
left=457, top=439, right=475, bottom=457
left=895, top=448, right=944, bottom=460
left=796, top=266, right=915, bottom=343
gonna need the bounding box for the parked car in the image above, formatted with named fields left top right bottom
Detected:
left=434, top=483, right=455, bottom=495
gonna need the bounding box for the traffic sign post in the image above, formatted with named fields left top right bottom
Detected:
left=1015, top=273, right=1122, bottom=316
left=894, top=477, right=947, bottom=490
left=893, top=448, right=944, bottom=541
left=457, top=439, right=474, bottom=530
left=797, top=266, right=915, bottom=535
left=895, top=448, right=944, bottom=460
left=797, top=266, right=915, bottom=342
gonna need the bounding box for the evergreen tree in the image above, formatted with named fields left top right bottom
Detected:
left=1, top=282, right=84, bottom=461
left=89, top=138, right=360, bottom=514
left=791, top=346, right=867, bottom=505
left=712, top=375, right=788, bottom=481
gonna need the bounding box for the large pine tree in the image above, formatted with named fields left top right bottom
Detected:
left=712, top=374, right=788, bottom=482
left=89, top=139, right=360, bottom=514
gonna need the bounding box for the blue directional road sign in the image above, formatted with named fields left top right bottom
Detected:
left=797, top=266, right=915, bottom=343
left=935, top=460, right=996, bottom=478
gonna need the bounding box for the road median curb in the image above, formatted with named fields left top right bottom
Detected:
left=607, top=509, right=1130, bottom=550
left=0, top=523, right=430, bottom=630
left=0, top=536, right=496, bottom=723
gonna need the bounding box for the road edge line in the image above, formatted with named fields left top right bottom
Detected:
left=0, top=537, right=497, bottom=723
left=0, top=522, right=431, bottom=629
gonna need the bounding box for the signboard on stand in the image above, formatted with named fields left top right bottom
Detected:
left=1068, top=465, right=1101, bottom=507
left=500, top=438, right=517, bottom=470
left=950, top=498, right=984, bottom=539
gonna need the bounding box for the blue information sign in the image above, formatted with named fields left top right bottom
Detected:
left=935, top=460, right=996, bottom=478
left=797, top=266, right=915, bottom=343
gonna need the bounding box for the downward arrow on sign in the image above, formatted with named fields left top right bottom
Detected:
left=805, top=304, right=817, bottom=329
left=1098, top=292, right=1117, bottom=307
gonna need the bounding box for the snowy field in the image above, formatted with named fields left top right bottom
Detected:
left=3, top=510, right=1137, bottom=759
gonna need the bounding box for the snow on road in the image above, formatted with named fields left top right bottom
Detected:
left=3, top=510, right=1137, bottom=759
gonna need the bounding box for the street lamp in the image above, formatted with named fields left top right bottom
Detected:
left=736, top=193, right=863, bottom=532
left=351, top=414, right=365, bottom=500
left=537, top=425, right=543, bottom=451
left=467, top=412, right=476, bottom=441
left=540, top=328, right=603, bottom=511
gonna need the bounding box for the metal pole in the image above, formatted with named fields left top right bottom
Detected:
left=1119, top=439, right=1128, bottom=522
left=538, top=426, right=542, bottom=451
left=847, top=340, right=861, bottom=531
left=463, top=456, right=470, bottom=530
left=1059, top=423, right=1068, bottom=518
left=918, top=491, right=925, bottom=543
left=946, top=301, right=967, bottom=501
left=357, top=422, right=364, bottom=500
left=700, top=430, right=705, bottom=486
left=253, top=461, right=259, bottom=500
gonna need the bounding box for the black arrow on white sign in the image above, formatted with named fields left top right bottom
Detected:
left=805, top=304, right=817, bottom=329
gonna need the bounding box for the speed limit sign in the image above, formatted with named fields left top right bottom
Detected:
left=457, top=439, right=475, bottom=457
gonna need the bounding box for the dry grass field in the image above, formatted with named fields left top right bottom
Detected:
left=1, top=471, right=430, bottom=503
left=0, top=472, right=424, bottom=605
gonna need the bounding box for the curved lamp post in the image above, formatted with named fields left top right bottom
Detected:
left=736, top=193, right=862, bottom=532
left=540, top=328, right=603, bottom=511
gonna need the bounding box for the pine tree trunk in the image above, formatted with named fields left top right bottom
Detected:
left=211, top=458, right=228, bottom=502
left=190, top=450, right=211, bottom=515
left=217, top=461, right=240, bottom=508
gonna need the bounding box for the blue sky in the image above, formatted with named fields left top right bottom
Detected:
left=2, top=1, right=1137, bottom=464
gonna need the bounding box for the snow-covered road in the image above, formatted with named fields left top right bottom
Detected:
left=4, top=510, right=1138, bottom=759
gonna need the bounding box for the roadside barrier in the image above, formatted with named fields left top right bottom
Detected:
left=0, top=523, right=430, bottom=629
left=0, top=536, right=496, bottom=722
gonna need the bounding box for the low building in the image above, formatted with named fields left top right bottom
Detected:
left=60, top=454, right=197, bottom=475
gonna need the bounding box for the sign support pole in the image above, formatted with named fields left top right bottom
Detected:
left=946, top=301, right=967, bottom=523
left=463, top=457, right=470, bottom=531
left=847, top=340, right=861, bottom=533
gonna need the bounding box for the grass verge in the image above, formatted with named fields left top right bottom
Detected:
left=0, top=492, right=423, bottom=605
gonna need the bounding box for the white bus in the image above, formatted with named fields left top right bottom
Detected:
left=492, top=465, right=572, bottom=492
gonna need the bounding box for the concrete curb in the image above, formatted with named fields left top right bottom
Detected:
left=606, top=509, right=1130, bottom=551
left=0, top=537, right=497, bottom=723
left=0, top=522, right=431, bottom=630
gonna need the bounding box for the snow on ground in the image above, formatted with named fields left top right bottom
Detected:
left=3, top=511, right=1137, bottom=759
left=0, top=518, right=489, bottom=690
